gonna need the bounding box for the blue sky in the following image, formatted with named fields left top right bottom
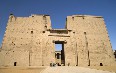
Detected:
left=0, top=0, right=116, bottom=50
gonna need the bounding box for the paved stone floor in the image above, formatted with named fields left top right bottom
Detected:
left=0, top=66, right=115, bottom=73
left=41, top=66, right=115, bottom=73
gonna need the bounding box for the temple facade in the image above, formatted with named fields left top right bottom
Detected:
left=0, top=14, right=116, bottom=67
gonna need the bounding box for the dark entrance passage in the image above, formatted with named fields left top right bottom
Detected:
left=100, top=63, right=103, bottom=66
left=55, top=41, right=65, bottom=66
left=14, top=62, right=17, bottom=66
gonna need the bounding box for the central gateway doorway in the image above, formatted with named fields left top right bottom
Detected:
left=55, top=41, right=65, bottom=66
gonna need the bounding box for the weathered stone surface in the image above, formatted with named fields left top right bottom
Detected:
left=0, top=14, right=115, bottom=67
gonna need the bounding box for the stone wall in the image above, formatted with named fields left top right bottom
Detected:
left=0, top=50, right=29, bottom=66
left=0, top=14, right=115, bottom=67
left=66, top=15, right=116, bottom=66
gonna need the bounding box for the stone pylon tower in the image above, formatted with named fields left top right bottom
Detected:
left=0, top=14, right=116, bottom=67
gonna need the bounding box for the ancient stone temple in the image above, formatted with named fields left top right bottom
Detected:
left=0, top=14, right=116, bottom=67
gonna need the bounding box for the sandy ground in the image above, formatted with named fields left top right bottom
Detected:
left=0, top=66, right=46, bottom=73
left=0, top=66, right=116, bottom=73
